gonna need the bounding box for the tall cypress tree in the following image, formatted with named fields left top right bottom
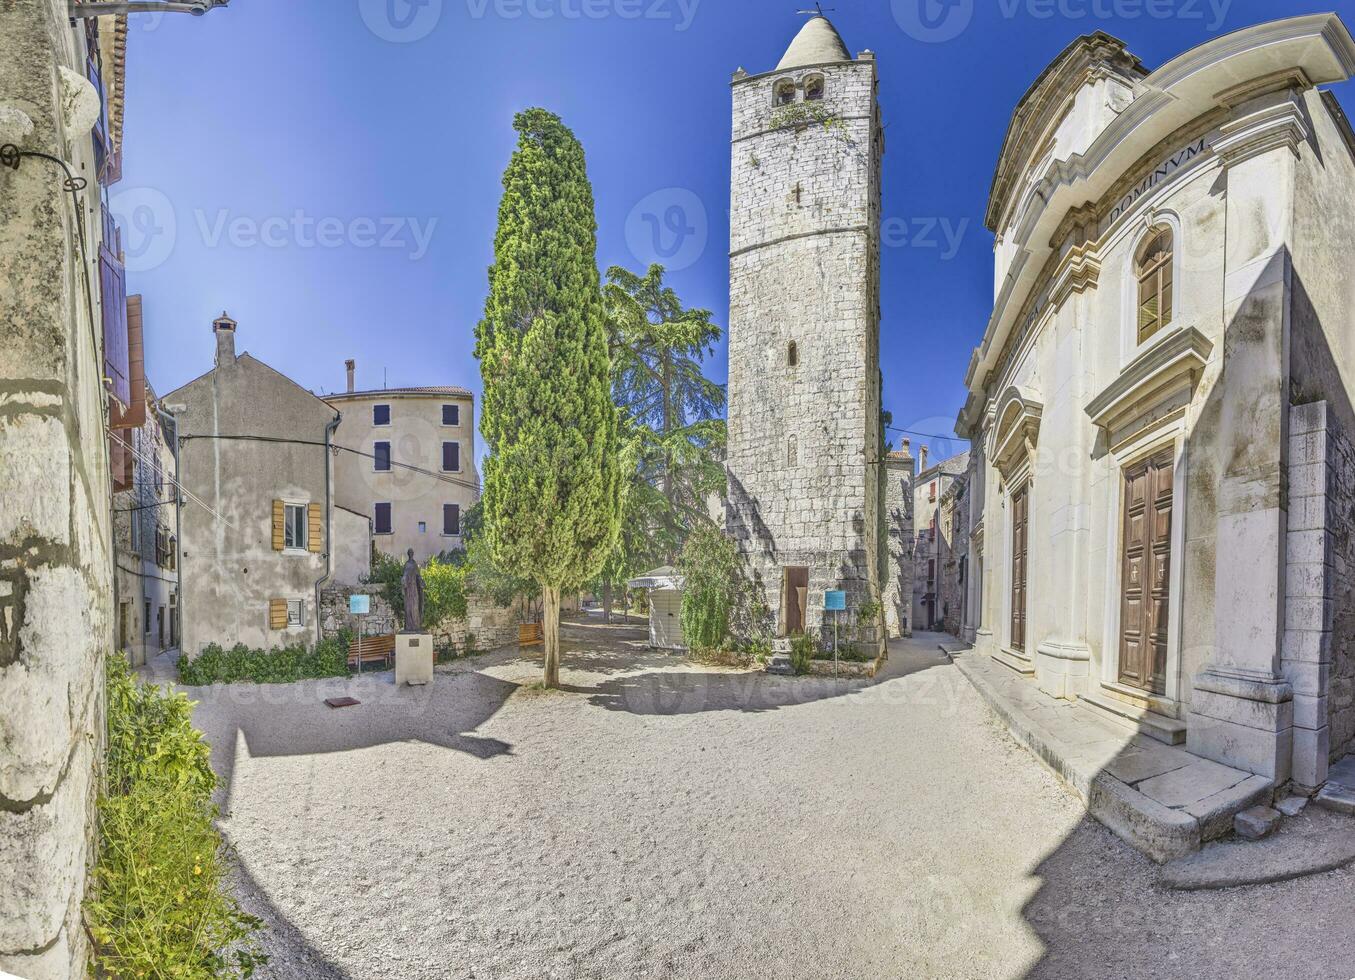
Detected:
left=475, top=108, right=622, bottom=688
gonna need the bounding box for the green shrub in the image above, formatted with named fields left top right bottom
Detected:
left=88, top=656, right=264, bottom=977
left=789, top=633, right=820, bottom=675
left=829, top=641, right=872, bottom=663
left=179, top=638, right=348, bottom=686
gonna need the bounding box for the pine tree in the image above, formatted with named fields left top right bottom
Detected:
left=475, top=108, right=622, bottom=688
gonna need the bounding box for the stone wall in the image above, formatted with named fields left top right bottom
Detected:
left=940, top=478, right=969, bottom=637
left=1283, top=401, right=1355, bottom=792
left=320, top=585, right=397, bottom=641
left=319, top=585, right=524, bottom=654
left=882, top=454, right=913, bottom=637
left=725, top=53, right=883, bottom=644
left=1330, top=410, right=1355, bottom=762
left=0, top=5, right=113, bottom=976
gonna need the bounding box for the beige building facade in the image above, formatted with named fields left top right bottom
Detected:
left=912, top=448, right=969, bottom=633
left=324, top=361, right=479, bottom=570
left=958, top=16, right=1355, bottom=794
left=167, top=316, right=369, bottom=655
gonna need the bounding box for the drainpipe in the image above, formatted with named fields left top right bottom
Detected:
left=157, top=405, right=183, bottom=653
left=314, top=411, right=341, bottom=645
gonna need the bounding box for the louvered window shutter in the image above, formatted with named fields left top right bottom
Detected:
left=307, top=503, right=323, bottom=553
left=272, top=500, right=285, bottom=551
left=269, top=598, right=287, bottom=630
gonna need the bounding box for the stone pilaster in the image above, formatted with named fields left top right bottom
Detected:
left=1187, top=88, right=1308, bottom=782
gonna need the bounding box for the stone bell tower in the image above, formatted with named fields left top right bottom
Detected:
left=724, top=14, right=884, bottom=645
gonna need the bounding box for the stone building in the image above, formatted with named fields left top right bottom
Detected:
left=165, top=315, right=370, bottom=655
left=112, top=372, right=181, bottom=666
left=323, top=359, right=480, bottom=568
left=912, top=448, right=969, bottom=632
left=881, top=442, right=914, bottom=638
left=0, top=4, right=129, bottom=974
left=956, top=15, right=1355, bottom=795
left=938, top=472, right=969, bottom=637
left=724, top=14, right=885, bottom=646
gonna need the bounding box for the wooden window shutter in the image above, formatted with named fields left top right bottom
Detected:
left=271, top=499, right=285, bottom=551
left=269, top=598, right=287, bottom=630
left=307, top=502, right=323, bottom=553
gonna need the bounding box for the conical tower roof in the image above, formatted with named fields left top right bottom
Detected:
left=776, top=15, right=851, bottom=70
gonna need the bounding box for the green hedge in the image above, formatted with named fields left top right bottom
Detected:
left=87, top=655, right=265, bottom=977
left=179, top=638, right=349, bottom=686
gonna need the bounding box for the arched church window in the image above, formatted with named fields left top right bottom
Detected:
left=788, top=435, right=798, bottom=468
left=804, top=75, right=825, bottom=101
left=787, top=341, right=798, bottom=367
left=1136, top=227, right=1173, bottom=345
left=774, top=79, right=796, bottom=106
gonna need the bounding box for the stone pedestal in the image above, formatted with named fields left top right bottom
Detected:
left=1035, top=641, right=1092, bottom=700
left=395, top=633, right=433, bottom=686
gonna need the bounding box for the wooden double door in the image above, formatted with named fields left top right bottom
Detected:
left=1118, top=450, right=1174, bottom=694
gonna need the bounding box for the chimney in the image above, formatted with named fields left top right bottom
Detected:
left=920, top=445, right=929, bottom=472
left=345, top=359, right=355, bottom=393
left=902, top=437, right=910, bottom=456
left=212, top=312, right=237, bottom=367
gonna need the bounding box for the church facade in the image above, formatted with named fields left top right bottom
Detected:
left=957, top=16, right=1355, bottom=794
left=724, top=15, right=886, bottom=646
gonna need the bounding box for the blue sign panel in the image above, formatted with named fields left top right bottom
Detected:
left=824, top=590, right=846, bottom=612
left=349, top=594, right=371, bottom=615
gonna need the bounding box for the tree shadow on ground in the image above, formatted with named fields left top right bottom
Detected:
left=187, top=666, right=520, bottom=820
left=564, top=630, right=952, bottom=717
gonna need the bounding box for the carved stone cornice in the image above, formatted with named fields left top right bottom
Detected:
left=1050, top=240, right=1103, bottom=307
left=1084, top=325, right=1213, bottom=434
left=1211, top=89, right=1309, bottom=167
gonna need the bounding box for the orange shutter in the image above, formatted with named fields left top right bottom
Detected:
left=272, top=500, right=285, bottom=551
left=307, top=503, right=322, bottom=553
left=268, top=598, right=287, bottom=630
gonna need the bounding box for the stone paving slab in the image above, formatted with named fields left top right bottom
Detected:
left=954, top=651, right=1272, bottom=863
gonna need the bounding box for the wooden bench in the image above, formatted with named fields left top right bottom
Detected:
left=347, top=633, right=396, bottom=670
left=518, top=622, right=543, bottom=647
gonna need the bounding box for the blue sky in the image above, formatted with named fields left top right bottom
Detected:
left=119, top=0, right=1355, bottom=464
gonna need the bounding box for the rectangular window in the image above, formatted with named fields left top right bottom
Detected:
left=442, top=441, right=460, bottom=472
left=929, top=481, right=937, bottom=501
left=144, top=600, right=151, bottom=634
left=418, top=521, right=427, bottom=534
left=373, top=404, right=391, bottom=426
left=284, top=503, right=307, bottom=550
left=443, top=503, right=460, bottom=536
left=442, top=404, right=459, bottom=426
left=287, top=598, right=305, bottom=627
left=374, top=502, right=392, bottom=535
left=373, top=441, right=392, bottom=472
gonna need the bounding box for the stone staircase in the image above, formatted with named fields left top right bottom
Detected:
left=765, top=637, right=795, bottom=675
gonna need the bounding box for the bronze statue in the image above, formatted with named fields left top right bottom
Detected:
left=401, top=548, right=425, bottom=633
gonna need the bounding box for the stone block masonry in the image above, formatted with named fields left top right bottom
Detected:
left=725, top=42, right=884, bottom=645
left=1284, top=401, right=1355, bottom=790
left=320, top=585, right=524, bottom=654
left=0, top=4, right=114, bottom=976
